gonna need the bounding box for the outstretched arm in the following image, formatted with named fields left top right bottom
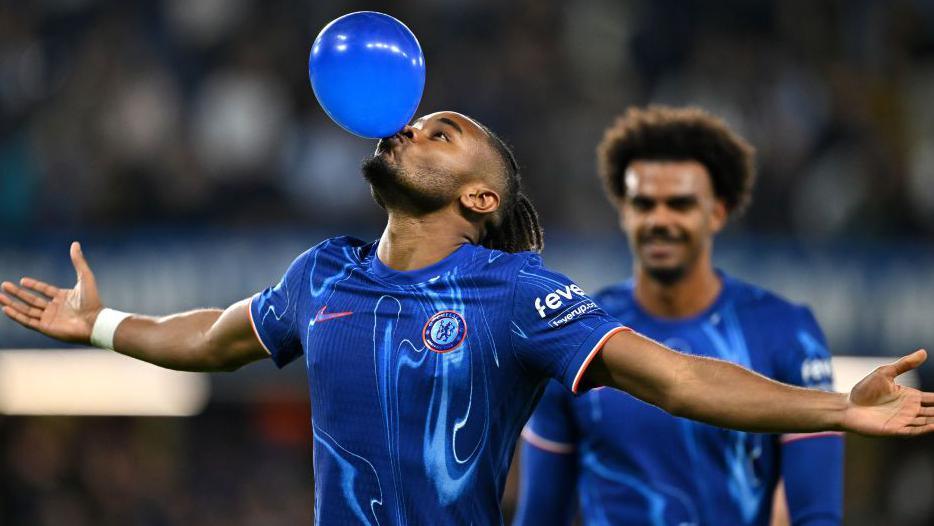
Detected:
left=0, top=242, right=268, bottom=372
left=581, top=330, right=934, bottom=437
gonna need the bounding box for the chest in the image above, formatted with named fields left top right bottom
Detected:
left=300, top=279, right=516, bottom=413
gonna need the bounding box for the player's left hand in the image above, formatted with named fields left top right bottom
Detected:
left=843, top=349, right=934, bottom=436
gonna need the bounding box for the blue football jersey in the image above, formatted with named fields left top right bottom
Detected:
left=249, top=236, right=625, bottom=525
left=522, top=274, right=841, bottom=526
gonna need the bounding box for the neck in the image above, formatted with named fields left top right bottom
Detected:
left=377, top=207, right=478, bottom=271
left=633, top=256, right=722, bottom=319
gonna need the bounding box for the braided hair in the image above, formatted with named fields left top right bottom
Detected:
left=478, top=128, right=544, bottom=253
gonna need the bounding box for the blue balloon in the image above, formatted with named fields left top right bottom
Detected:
left=309, top=12, right=426, bottom=139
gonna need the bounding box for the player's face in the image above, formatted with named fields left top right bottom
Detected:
left=364, top=111, right=497, bottom=213
left=619, top=160, right=726, bottom=284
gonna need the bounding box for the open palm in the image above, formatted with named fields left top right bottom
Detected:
left=844, top=350, right=934, bottom=436
left=0, top=242, right=102, bottom=344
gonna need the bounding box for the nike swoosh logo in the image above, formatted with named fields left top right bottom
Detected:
left=313, top=306, right=353, bottom=325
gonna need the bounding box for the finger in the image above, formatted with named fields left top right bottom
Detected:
left=910, top=416, right=934, bottom=427
left=906, top=423, right=934, bottom=437
left=920, top=406, right=934, bottom=417
left=70, top=241, right=95, bottom=281
left=19, top=277, right=60, bottom=298
left=890, top=349, right=927, bottom=377
left=2, top=305, right=41, bottom=330
left=923, top=392, right=934, bottom=406
left=1, top=296, right=43, bottom=319
left=1, top=281, right=48, bottom=309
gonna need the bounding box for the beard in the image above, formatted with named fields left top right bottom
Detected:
left=644, top=264, right=688, bottom=285
left=360, top=155, right=456, bottom=214
left=361, top=154, right=396, bottom=185
left=635, top=226, right=698, bottom=285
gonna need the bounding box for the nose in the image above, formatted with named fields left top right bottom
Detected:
left=642, top=204, right=678, bottom=236
left=397, top=125, right=416, bottom=142
left=644, top=204, right=676, bottom=230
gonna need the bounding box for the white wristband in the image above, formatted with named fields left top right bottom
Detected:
left=90, top=308, right=132, bottom=350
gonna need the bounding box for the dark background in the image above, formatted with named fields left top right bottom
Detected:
left=2, top=1, right=934, bottom=524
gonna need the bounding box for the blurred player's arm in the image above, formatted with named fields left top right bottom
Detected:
left=579, top=330, right=934, bottom=437
left=513, top=440, right=578, bottom=526
left=779, top=436, right=843, bottom=525
left=0, top=242, right=268, bottom=372
left=513, top=382, right=580, bottom=526
left=773, top=309, right=843, bottom=525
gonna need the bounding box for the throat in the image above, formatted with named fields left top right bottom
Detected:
left=634, top=264, right=722, bottom=319
left=377, top=211, right=477, bottom=271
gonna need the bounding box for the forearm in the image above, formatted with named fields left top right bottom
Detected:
left=594, top=331, right=848, bottom=433
left=666, top=354, right=847, bottom=433
left=110, top=298, right=264, bottom=372
left=111, top=309, right=224, bottom=371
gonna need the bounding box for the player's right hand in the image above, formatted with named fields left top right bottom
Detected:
left=0, top=241, right=103, bottom=344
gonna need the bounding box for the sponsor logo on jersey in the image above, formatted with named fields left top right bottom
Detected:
left=548, top=301, right=599, bottom=328
left=801, top=357, right=833, bottom=386
left=533, top=283, right=588, bottom=318
left=422, top=310, right=467, bottom=353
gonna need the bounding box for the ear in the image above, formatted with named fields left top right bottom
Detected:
left=459, top=184, right=501, bottom=217
left=710, top=199, right=728, bottom=233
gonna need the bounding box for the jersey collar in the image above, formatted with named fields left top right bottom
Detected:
left=368, top=242, right=476, bottom=285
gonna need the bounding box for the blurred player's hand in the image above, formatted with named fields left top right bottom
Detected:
left=0, top=241, right=103, bottom=343
left=844, top=350, right=934, bottom=436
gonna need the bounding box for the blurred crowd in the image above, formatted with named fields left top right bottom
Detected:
left=1, top=406, right=315, bottom=526
left=3, top=411, right=934, bottom=526
left=3, top=0, right=934, bottom=238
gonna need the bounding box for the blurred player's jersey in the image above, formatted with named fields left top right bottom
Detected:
left=523, top=274, right=835, bottom=526
left=249, top=236, right=625, bottom=525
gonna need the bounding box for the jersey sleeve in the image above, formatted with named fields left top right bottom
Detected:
left=249, top=249, right=312, bottom=368
left=780, top=434, right=844, bottom=525
left=774, top=306, right=834, bottom=391
left=515, top=381, right=580, bottom=525
left=522, top=380, right=579, bottom=452
left=773, top=305, right=845, bottom=524
left=509, top=257, right=627, bottom=393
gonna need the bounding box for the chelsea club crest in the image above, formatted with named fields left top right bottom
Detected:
left=422, top=310, right=467, bottom=353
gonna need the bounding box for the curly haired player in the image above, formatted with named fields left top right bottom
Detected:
left=516, top=105, right=842, bottom=526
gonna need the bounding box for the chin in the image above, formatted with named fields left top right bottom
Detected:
left=362, top=155, right=400, bottom=184
left=644, top=264, right=687, bottom=285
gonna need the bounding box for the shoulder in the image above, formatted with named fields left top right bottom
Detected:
left=463, top=246, right=543, bottom=276
left=300, top=235, right=372, bottom=262
left=593, top=281, right=636, bottom=316
left=278, top=236, right=372, bottom=280
left=725, top=275, right=817, bottom=329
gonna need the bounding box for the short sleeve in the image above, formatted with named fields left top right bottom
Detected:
left=775, top=307, right=834, bottom=391
left=522, top=380, right=579, bottom=453
left=249, top=249, right=312, bottom=368
left=510, top=257, right=627, bottom=393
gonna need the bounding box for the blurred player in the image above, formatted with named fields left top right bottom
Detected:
left=515, top=106, right=843, bottom=526
left=2, top=111, right=932, bottom=525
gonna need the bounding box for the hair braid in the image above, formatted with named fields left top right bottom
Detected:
left=483, top=198, right=542, bottom=253
left=478, top=126, right=544, bottom=253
